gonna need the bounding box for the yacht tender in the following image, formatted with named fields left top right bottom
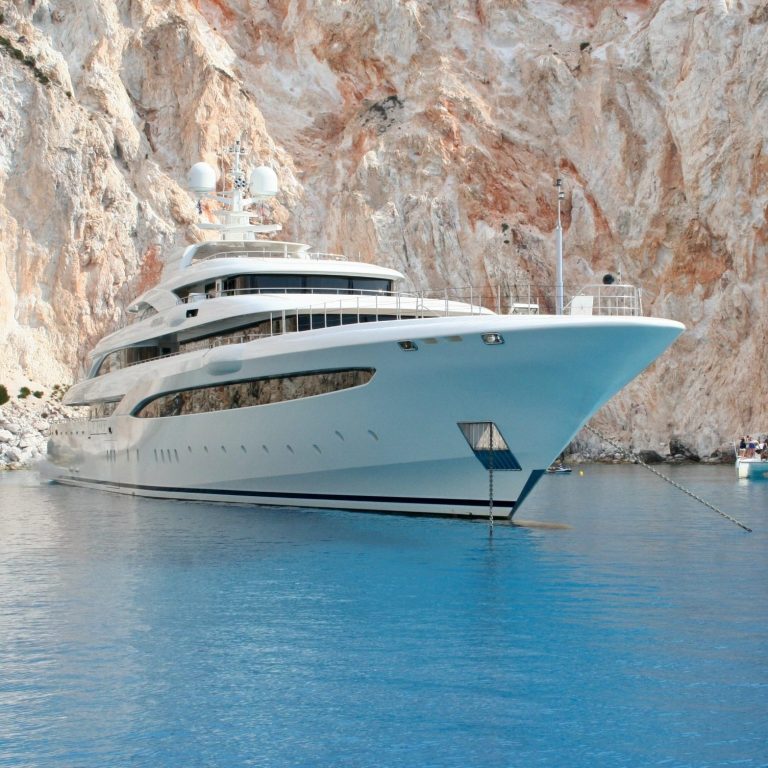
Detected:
left=47, top=144, right=684, bottom=518
left=735, top=436, right=768, bottom=479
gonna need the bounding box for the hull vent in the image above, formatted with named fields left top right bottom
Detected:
left=458, top=422, right=521, bottom=471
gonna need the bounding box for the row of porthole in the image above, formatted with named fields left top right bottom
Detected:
left=398, top=333, right=503, bottom=351
left=103, top=429, right=381, bottom=464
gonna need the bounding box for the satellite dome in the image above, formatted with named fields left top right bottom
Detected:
left=188, top=162, right=217, bottom=194
left=249, top=166, right=279, bottom=198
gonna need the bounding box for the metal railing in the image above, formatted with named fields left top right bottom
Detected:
left=191, top=245, right=348, bottom=262
left=181, top=283, right=642, bottom=317
left=504, top=282, right=642, bottom=317
left=101, top=282, right=645, bottom=377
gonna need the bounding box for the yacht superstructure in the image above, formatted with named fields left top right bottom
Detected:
left=47, top=143, right=684, bottom=518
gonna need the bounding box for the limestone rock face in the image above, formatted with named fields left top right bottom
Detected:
left=0, top=0, right=766, bottom=457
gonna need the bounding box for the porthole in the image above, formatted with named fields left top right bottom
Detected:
left=481, top=332, right=504, bottom=345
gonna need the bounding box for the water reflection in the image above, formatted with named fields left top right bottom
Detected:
left=0, top=466, right=766, bottom=767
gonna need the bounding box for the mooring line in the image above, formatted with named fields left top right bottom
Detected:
left=584, top=424, right=752, bottom=533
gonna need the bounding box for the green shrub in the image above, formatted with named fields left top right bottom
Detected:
left=18, top=386, right=30, bottom=399
left=33, top=390, right=44, bottom=399
left=0, top=384, right=8, bottom=406
left=51, top=384, right=68, bottom=402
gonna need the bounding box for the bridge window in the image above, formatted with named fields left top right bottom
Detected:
left=183, top=274, right=393, bottom=298
left=87, top=400, right=121, bottom=419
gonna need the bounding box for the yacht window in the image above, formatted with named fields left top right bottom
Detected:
left=133, top=368, right=375, bottom=418
left=311, top=276, right=349, bottom=291
left=95, top=345, right=164, bottom=376
left=88, top=400, right=121, bottom=419
left=296, top=314, right=399, bottom=331
left=260, top=275, right=304, bottom=293
left=214, top=274, right=394, bottom=296
left=350, top=278, right=390, bottom=293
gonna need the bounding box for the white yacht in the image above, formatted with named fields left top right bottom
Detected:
left=47, top=143, right=684, bottom=518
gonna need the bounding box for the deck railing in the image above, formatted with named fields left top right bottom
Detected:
left=191, top=245, right=349, bottom=262
left=183, top=283, right=643, bottom=317
left=115, top=283, right=643, bottom=372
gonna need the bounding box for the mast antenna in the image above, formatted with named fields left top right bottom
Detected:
left=554, top=176, right=565, bottom=316
left=188, top=141, right=282, bottom=242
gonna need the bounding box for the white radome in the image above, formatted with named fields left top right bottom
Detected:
left=249, top=165, right=279, bottom=198
left=188, top=162, right=217, bottom=194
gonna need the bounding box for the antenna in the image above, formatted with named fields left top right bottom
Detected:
left=188, top=141, right=282, bottom=242
left=554, top=176, right=564, bottom=316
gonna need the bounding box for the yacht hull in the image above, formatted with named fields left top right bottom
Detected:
left=48, top=315, right=683, bottom=517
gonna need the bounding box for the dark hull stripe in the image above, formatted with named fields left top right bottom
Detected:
left=57, top=475, right=520, bottom=509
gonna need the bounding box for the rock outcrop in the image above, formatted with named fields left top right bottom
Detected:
left=0, top=0, right=766, bottom=460
left=0, top=395, right=82, bottom=469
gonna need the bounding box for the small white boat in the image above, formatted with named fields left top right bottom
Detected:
left=546, top=464, right=572, bottom=474
left=735, top=436, right=768, bottom=479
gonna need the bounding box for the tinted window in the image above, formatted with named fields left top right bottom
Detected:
left=204, top=274, right=393, bottom=296
left=351, top=278, right=390, bottom=293
left=134, top=368, right=375, bottom=418
left=258, top=275, right=303, bottom=292
left=309, top=276, right=349, bottom=290
left=88, top=400, right=121, bottom=419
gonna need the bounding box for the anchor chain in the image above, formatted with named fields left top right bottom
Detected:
left=584, top=424, right=752, bottom=533
left=488, top=426, right=494, bottom=534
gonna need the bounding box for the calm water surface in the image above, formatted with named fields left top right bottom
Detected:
left=0, top=464, right=766, bottom=767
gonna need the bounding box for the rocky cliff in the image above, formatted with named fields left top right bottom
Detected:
left=1, top=0, right=766, bottom=459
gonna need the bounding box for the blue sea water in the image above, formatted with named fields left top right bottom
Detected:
left=0, top=464, right=766, bottom=767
